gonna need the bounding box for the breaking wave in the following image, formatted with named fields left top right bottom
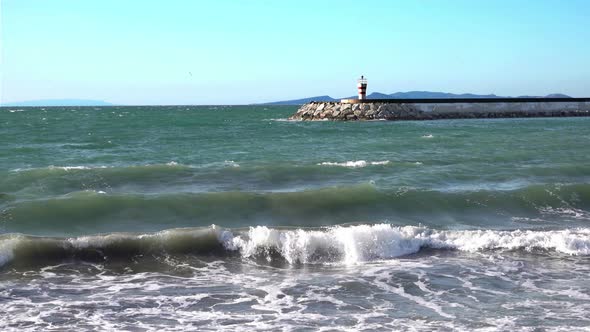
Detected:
left=1, top=225, right=589, bottom=268
left=317, top=160, right=390, bottom=167
left=225, top=225, right=590, bottom=264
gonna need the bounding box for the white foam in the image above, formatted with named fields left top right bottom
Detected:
left=521, top=279, right=590, bottom=300
left=4, top=225, right=590, bottom=269
left=221, top=225, right=590, bottom=265
left=540, top=207, right=590, bottom=220
left=422, top=134, right=434, bottom=138
left=369, top=269, right=455, bottom=319
left=2, top=226, right=590, bottom=331
left=68, top=233, right=131, bottom=249
left=11, top=163, right=190, bottom=173
left=68, top=227, right=221, bottom=251
left=47, top=165, right=108, bottom=171
left=317, top=160, right=390, bottom=168
left=429, top=227, right=590, bottom=255
left=224, top=160, right=240, bottom=168
left=0, top=237, right=20, bottom=267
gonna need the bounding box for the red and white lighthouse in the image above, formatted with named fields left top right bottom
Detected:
left=357, top=75, right=368, bottom=100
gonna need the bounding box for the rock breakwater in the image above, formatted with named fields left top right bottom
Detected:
left=289, top=100, right=590, bottom=121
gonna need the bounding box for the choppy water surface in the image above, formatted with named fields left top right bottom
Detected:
left=1, top=106, right=590, bottom=331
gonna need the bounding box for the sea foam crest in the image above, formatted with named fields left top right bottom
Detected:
left=0, top=237, right=20, bottom=267
left=318, top=160, right=390, bottom=168
left=50, top=165, right=94, bottom=171
left=224, top=160, right=240, bottom=168
left=2, top=225, right=589, bottom=268
left=221, top=224, right=590, bottom=264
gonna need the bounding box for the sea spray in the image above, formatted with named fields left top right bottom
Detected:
left=3, top=225, right=590, bottom=268
left=2, top=106, right=590, bottom=330
left=224, top=225, right=590, bottom=264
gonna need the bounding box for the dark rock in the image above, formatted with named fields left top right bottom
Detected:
left=291, top=101, right=590, bottom=121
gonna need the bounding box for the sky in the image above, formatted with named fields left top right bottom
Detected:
left=1, top=0, right=589, bottom=105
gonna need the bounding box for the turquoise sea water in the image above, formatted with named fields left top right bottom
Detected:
left=1, top=106, right=590, bottom=331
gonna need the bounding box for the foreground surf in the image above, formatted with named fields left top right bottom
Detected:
left=1, top=224, right=589, bottom=268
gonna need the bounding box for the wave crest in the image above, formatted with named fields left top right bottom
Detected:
left=224, top=225, right=590, bottom=264
left=2, top=225, right=589, bottom=268
left=317, top=160, right=390, bottom=168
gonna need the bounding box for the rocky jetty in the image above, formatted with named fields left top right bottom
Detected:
left=289, top=100, right=590, bottom=121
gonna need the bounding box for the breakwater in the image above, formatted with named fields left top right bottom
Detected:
left=289, top=98, right=590, bottom=121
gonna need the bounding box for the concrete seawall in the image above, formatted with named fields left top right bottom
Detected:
left=289, top=98, right=590, bottom=121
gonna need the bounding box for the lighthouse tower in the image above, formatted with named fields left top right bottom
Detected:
left=357, top=75, right=368, bottom=100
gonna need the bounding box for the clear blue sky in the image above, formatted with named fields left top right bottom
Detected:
left=2, top=0, right=589, bottom=105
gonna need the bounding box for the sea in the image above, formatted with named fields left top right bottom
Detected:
left=1, top=105, right=589, bottom=331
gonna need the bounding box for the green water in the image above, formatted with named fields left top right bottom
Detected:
left=2, top=106, right=590, bottom=235
left=1, top=106, right=590, bottom=331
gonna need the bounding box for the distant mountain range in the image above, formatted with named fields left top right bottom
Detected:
left=265, top=91, right=572, bottom=105
left=1, top=93, right=574, bottom=107
left=0, top=99, right=114, bottom=107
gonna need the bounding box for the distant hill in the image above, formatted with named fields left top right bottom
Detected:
left=0, top=99, right=114, bottom=107
left=265, top=95, right=338, bottom=105
left=518, top=93, right=572, bottom=99
left=365, top=92, right=392, bottom=99
left=265, top=92, right=572, bottom=105
left=387, top=91, right=501, bottom=99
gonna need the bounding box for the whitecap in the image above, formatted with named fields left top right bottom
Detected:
left=317, top=160, right=390, bottom=168
left=0, top=237, right=21, bottom=267
left=267, top=118, right=293, bottom=122
left=224, top=160, right=240, bottom=168
left=539, top=207, right=590, bottom=220
left=220, top=225, right=590, bottom=265
left=51, top=165, right=92, bottom=171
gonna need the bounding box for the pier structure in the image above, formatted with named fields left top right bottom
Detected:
left=289, top=77, right=590, bottom=121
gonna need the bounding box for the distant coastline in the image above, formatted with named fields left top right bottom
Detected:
left=0, top=99, right=114, bottom=107
left=265, top=91, right=572, bottom=105
left=0, top=92, right=576, bottom=107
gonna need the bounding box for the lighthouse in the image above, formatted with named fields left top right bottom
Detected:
left=357, top=75, right=368, bottom=100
